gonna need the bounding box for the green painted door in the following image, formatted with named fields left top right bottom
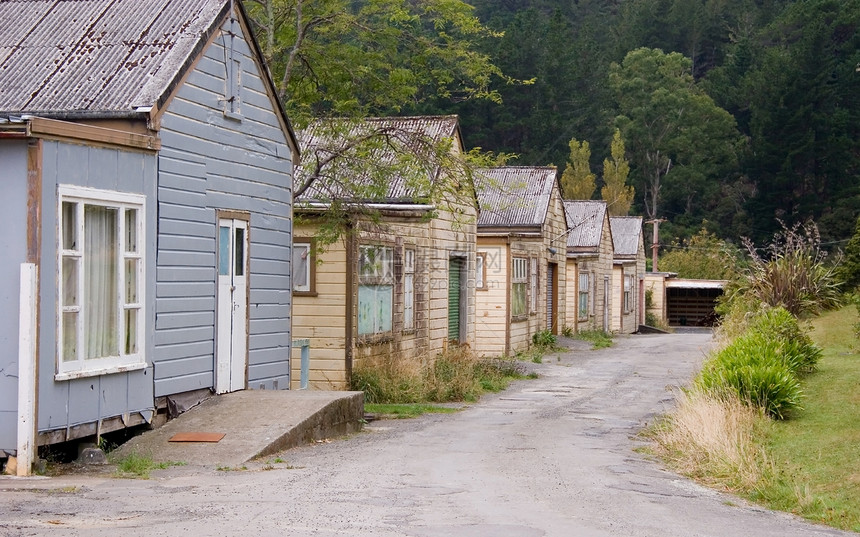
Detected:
left=448, top=258, right=463, bottom=342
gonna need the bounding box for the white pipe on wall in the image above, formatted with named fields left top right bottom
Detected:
left=17, top=263, right=37, bottom=477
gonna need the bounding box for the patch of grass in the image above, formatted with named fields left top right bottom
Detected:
left=365, top=403, right=460, bottom=419
left=216, top=464, right=248, bottom=472
left=575, top=329, right=613, bottom=349
left=350, top=348, right=530, bottom=404
left=759, top=307, right=860, bottom=531
left=112, top=452, right=185, bottom=479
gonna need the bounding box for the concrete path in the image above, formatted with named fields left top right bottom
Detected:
left=0, top=332, right=854, bottom=536
left=112, top=390, right=364, bottom=466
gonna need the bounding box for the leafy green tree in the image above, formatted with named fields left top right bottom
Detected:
left=608, top=47, right=741, bottom=232
left=244, top=0, right=514, bottom=243
left=600, top=129, right=634, bottom=216
left=246, top=0, right=508, bottom=124
left=560, top=138, right=595, bottom=200
left=659, top=228, right=741, bottom=280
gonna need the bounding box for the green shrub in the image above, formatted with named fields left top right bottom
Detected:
left=746, top=307, right=821, bottom=374
left=732, top=221, right=841, bottom=317
left=532, top=329, right=557, bottom=349
left=696, top=334, right=804, bottom=419
left=350, top=348, right=527, bottom=404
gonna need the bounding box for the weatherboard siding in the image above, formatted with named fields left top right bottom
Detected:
left=36, top=140, right=157, bottom=437
left=153, top=18, right=293, bottom=397
left=0, top=141, right=29, bottom=452
left=475, top=239, right=509, bottom=357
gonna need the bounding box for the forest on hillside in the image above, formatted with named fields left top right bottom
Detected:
left=403, top=0, right=860, bottom=247
left=247, top=0, right=859, bottom=249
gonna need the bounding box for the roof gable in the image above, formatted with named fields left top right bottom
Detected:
left=475, top=166, right=557, bottom=228
left=609, top=216, right=644, bottom=257
left=295, top=115, right=463, bottom=203
left=564, top=200, right=607, bottom=250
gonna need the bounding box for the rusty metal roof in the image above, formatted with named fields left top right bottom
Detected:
left=0, top=0, right=228, bottom=116
left=296, top=116, right=461, bottom=203
left=564, top=200, right=607, bottom=250
left=475, top=166, right=557, bottom=228
left=609, top=216, right=643, bottom=257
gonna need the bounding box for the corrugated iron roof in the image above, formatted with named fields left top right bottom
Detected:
left=475, top=166, right=557, bottom=228
left=564, top=200, right=607, bottom=250
left=0, top=0, right=228, bottom=115
left=609, top=216, right=643, bottom=257
left=296, top=116, right=461, bottom=203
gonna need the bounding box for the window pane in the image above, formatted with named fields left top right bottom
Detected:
left=62, top=202, right=77, bottom=250
left=234, top=227, right=245, bottom=276
left=293, top=244, right=309, bottom=291
left=124, top=308, right=138, bottom=355
left=219, top=226, right=230, bottom=276
left=358, top=284, right=393, bottom=335
left=512, top=282, right=527, bottom=316
left=125, top=258, right=138, bottom=303
left=84, top=205, right=118, bottom=360
left=475, top=255, right=484, bottom=288
left=125, top=209, right=137, bottom=253
left=404, top=273, right=414, bottom=330
left=62, top=311, right=77, bottom=362
left=62, top=257, right=78, bottom=306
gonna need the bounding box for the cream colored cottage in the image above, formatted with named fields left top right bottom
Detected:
left=609, top=217, right=646, bottom=333
left=563, top=201, right=615, bottom=333
left=473, top=167, right=568, bottom=357
left=291, top=116, right=476, bottom=389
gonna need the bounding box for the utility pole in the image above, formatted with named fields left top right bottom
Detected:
left=646, top=218, right=665, bottom=272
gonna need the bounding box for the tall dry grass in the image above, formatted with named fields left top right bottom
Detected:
left=649, top=390, right=770, bottom=491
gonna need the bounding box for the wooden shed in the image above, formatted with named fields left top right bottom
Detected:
left=563, top=201, right=615, bottom=333
left=474, top=166, right=568, bottom=357
left=0, top=0, right=298, bottom=470
left=291, top=116, right=476, bottom=390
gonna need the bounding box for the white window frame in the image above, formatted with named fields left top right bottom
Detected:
left=578, top=272, right=590, bottom=320
left=358, top=245, right=394, bottom=336
left=403, top=247, right=415, bottom=331
left=292, top=240, right=314, bottom=294
left=57, top=185, right=146, bottom=380
left=512, top=257, right=528, bottom=318
left=475, top=252, right=486, bottom=290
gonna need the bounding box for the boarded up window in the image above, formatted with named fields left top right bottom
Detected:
left=358, top=245, right=394, bottom=335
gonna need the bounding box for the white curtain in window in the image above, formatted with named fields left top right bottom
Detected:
left=84, top=205, right=118, bottom=360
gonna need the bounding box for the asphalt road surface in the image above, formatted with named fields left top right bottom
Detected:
left=1, top=332, right=853, bottom=537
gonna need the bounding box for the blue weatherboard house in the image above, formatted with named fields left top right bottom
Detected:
left=0, top=0, right=299, bottom=471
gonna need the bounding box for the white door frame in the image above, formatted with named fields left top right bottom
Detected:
left=216, top=215, right=249, bottom=394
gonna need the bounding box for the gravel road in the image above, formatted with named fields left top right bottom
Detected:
left=1, top=332, right=853, bottom=537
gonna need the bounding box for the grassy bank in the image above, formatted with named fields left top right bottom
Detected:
left=649, top=306, right=860, bottom=532
left=761, top=307, right=860, bottom=530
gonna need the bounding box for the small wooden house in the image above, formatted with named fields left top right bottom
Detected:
left=563, top=201, right=615, bottom=333
left=474, top=167, right=567, bottom=356
left=291, top=116, right=476, bottom=390
left=0, top=0, right=299, bottom=468
left=609, top=217, right=646, bottom=333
